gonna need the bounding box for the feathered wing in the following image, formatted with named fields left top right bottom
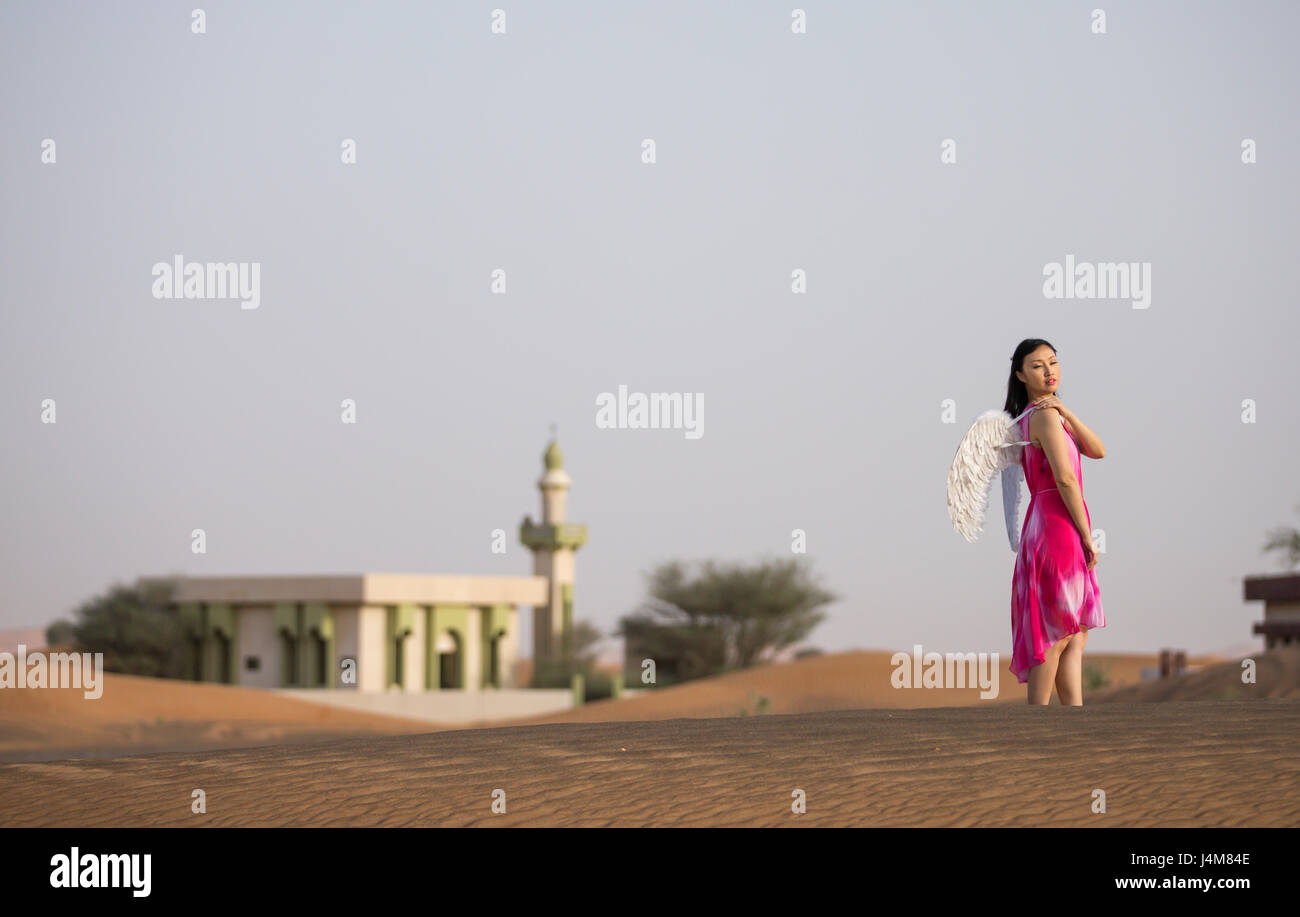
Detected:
left=947, top=409, right=1015, bottom=543
left=1001, top=464, right=1025, bottom=552
left=947, top=406, right=1033, bottom=545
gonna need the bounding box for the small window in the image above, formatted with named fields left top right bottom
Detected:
left=245, top=656, right=261, bottom=671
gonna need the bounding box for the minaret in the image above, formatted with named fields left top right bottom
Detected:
left=520, top=434, right=587, bottom=665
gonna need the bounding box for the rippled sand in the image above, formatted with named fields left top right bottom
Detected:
left=1, top=700, right=1295, bottom=827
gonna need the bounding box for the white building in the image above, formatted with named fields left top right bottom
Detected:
left=138, top=438, right=587, bottom=693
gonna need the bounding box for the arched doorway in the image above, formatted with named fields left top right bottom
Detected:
left=437, top=630, right=462, bottom=689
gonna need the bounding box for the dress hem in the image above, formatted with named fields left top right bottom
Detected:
left=1010, top=622, right=1106, bottom=684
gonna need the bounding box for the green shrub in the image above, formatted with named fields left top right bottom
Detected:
left=1082, top=661, right=1111, bottom=690
left=45, top=580, right=186, bottom=678
left=737, top=690, right=771, bottom=716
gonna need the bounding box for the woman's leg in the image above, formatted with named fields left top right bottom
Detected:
left=1027, top=635, right=1071, bottom=704
left=1054, top=628, right=1090, bottom=706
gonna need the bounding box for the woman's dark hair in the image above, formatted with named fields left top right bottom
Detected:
left=1004, top=338, right=1056, bottom=417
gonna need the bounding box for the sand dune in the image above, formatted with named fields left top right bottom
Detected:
left=472, top=649, right=1223, bottom=729
left=0, top=672, right=436, bottom=763
left=1, top=700, right=1295, bottom=827
left=1089, top=646, right=1300, bottom=702
left=0, top=648, right=1268, bottom=763
left=3, top=648, right=1296, bottom=826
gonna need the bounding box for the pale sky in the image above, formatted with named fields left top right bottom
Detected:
left=2, top=1, right=1298, bottom=661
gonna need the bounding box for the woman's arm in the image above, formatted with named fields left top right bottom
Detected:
left=1031, top=408, right=1093, bottom=543
left=1060, top=408, right=1106, bottom=459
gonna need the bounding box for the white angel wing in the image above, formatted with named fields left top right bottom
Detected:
left=1001, top=464, right=1025, bottom=552
left=947, top=406, right=1034, bottom=546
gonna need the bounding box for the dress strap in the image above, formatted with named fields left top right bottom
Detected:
left=1002, top=403, right=1035, bottom=447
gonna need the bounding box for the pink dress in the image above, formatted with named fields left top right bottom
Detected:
left=1009, top=404, right=1105, bottom=683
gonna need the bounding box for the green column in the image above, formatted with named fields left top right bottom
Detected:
left=272, top=602, right=300, bottom=687
left=208, top=603, right=236, bottom=684
left=386, top=605, right=417, bottom=689
left=561, top=584, right=574, bottom=653
left=303, top=603, right=333, bottom=688
left=425, top=606, right=438, bottom=690
left=481, top=605, right=511, bottom=688
left=178, top=604, right=204, bottom=681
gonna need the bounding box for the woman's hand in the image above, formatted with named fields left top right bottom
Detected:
left=1030, top=394, right=1069, bottom=419
left=1037, top=393, right=1106, bottom=459
left=1081, top=534, right=1098, bottom=570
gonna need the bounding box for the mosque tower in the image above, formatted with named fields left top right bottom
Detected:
left=520, top=435, right=587, bottom=667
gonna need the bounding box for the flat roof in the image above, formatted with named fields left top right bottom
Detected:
left=137, top=574, right=550, bottom=606
left=1243, top=573, right=1300, bottom=602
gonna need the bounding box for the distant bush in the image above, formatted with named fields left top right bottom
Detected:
left=582, top=670, right=615, bottom=702
left=44, top=580, right=187, bottom=678
left=530, top=619, right=611, bottom=703
left=44, top=619, right=77, bottom=648
left=1082, top=661, right=1111, bottom=690
left=737, top=690, right=771, bottom=716
left=617, top=557, right=837, bottom=687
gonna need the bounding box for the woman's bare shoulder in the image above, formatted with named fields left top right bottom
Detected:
left=1027, top=404, right=1063, bottom=428
left=1027, top=405, right=1065, bottom=446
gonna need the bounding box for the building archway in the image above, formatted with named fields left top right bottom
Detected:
left=436, top=630, right=462, bottom=689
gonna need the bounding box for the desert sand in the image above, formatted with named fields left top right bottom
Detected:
left=477, top=649, right=1221, bottom=729
left=0, top=670, right=436, bottom=763
left=0, top=700, right=1295, bottom=827
left=1, top=647, right=1296, bottom=827
left=0, top=648, right=1215, bottom=761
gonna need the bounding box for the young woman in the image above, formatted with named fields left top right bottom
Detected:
left=1006, top=339, right=1106, bottom=705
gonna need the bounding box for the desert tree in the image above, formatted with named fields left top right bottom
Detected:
left=617, top=556, right=836, bottom=683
